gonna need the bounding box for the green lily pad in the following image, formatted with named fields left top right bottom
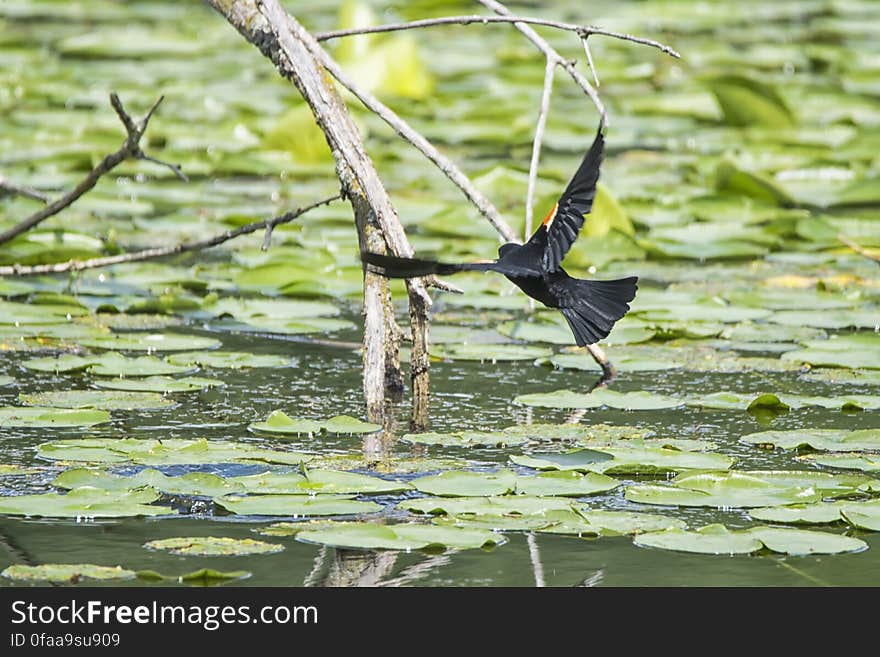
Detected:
left=296, top=522, right=505, bottom=551
left=707, top=74, right=795, bottom=128
left=742, top=428, right=880, bottom=452
left=2, top=564, right=137, bottom=583
left=767, top=310, right=879, bottom=330
left=635, top=524, right=865, bottom=555
left=799, top=453, right=880, bottom=472
left=93, top=376, right=223, bottom=393
left=0, top=487, right=171, bottom=518
left=539, top=509, right=687, bottom=536
left=433, top=343, right=552, bottom=361
left=0, top=376, right=13, bottom=386
left=509, top=450, right=615, bottom=472
left=502, top=423, right=651, bottom=443
left=686, top=392, right=790, bottom=411
left=215, top=495, right=382, bottom=516
left=673, top=469, right=880, bottom=496
left=309, top=454, right=468, bottom=474
left=802, top=369, right=880, bottom=386
left=750, top=502, right=851, bottom=525
left=78, top=333, right=222, bottom=352
left=514, top=388, right=684, bottom=410
left=249, top=411, right=380, bottom=435
left=411, top=470, right=517, bottom=497
left=512, top=447, right=732, bottom=475
left=20, top=390, right=173, bottom=411
left=231, top=469, right=409, bottom=495
left=136, top=568, right=251, bottom=584
left=515, top=470, right=620, bottom=497
left=0, top=464, right=42, bottom=476
left=546, top=353, right=680, bottom=372
left=53, top=468, right=243, bottom=497
left=37, top=438, right=312, bottom=466
left=89, top=354, right=195, bottom=377
left=400, top=496, right=574, bottom=516
left=165, top=351, right=291, bottom=369
left=144, top=536, right=283, bottom=556
left=841, top=500, right=880, bottom=531
left=401, top=431, right=528, bottom=448
left=0, top=406, right=110, bottom=428
left=625, top=472, right=823, bottom=509
left=782, top=348, right=880, bottom=370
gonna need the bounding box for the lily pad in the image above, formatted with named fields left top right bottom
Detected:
left=514, top=388, right=684, bottom=410
left=53, top=468, right=243, bottom=497
left=538, top=509, right=687, bottom=536
left=296, top=522, right=505, bottom=551
left=144, top=536, right=283, bottom=556
left=2, top=564, right=137, bottom=583
left=0, top=487, right=171, bottom=518
left=400, top=496, right=574, bottom=516
left=411, top=470, right=517, bottom=497
left=634, top=524, right=865, bottom=555
left=433, top=343, right=552, bottom=361
left=20, top=390, right=173, bottom=411
left=93, top=376, right=223, bottom=393
left=673, top=469, right=880, bottom=496
left=0, top=376, right=13, bottom=386
left=512, top=447, right=732, bottom=475
left=741, top=428, right=880, bottom=452
left=249, top=411, right=380, bottom=435
left=231, top=469, right=409, bottom=495
left=78, top=333, right=222, bottom=352
left=136, top=568, right=251, bottom=584
left=165, top=351, right=291, bottom=369
left=799, top=453, right=880, bottom=472
left=0, top=406, right=110, bottom=428
left=214, top=495, right=382, bottom=516
left=37, top=438, right=312, bottom=466
left=515, top=470, right=620, bottom=497
left=401, top=431, right=527, bottom=448
left=88, top=354, right=195, bottom=377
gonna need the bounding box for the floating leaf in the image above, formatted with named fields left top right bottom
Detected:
left=38, top=438, right=312, bottom=466
left=538, top=509, right=687, bottom=536
left=673, top=469, right=880, bottom=496
left=215, top=495, right=381, bottom=516
left=401, top=431, right=527, bottom=448
left=514, top=470, right=620, bottom=497
left=297, top=522, right=503, bottom=551
left=136, top=568, right=251, bottom=584
left=2, top=564, right=136, bottom=583
left=249, top=411, right=380, bottom=435
left=509, top=449, right=615, bottom=472
left=89, top=354, right=194, bottom=377
left=411, top=470, right=517, bottom=497
left=433, top=343, right=552, bottom=361
left=799, top=453, right=880, bottom=472
left=166, top=351, right=291, bottom=369
left=707, top=74, right=795, bottom=127
left=635, top=524, right=865, bottom=555
left=750, top=502, right=851, bottom=525
left=514, top=388, right=683, bottom=410
left=0, top=376, right=13, bottom=386
left=94, top=376, right=223, bottom=393
left=231, top=469, right=409, bottom=495
left=144, top=536, right=283, bottom=556
left=0, top=406, right=110, bottom=428
left=20, top=390, right=173, bottom=411
left=0, top=487, right=171, bottom=518
left=741, top=428, right=880, bottom=452
left=400, top=496, right=574, bottom=516
left=54, top=468, right=243, bottom=497
left=78, top=333, right=221, bottom=352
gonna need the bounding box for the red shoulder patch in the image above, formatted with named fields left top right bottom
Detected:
left=542, top=202, right=559, bottom=228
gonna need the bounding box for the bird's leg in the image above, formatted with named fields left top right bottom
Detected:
left=585, top=343, right=616, bottom=380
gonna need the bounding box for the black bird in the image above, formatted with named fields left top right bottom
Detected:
left=362, top=123, right=638, bottom=347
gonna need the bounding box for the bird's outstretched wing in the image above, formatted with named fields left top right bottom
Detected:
left=362, top=252, right=495, bottom=278
left=520, top=120, right=605, bottom=273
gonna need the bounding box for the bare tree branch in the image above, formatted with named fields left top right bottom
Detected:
left=0, top=195, right=340, bottom=276
left=525, top=60, right=556, bottom=239
left=0, top=93, right=186, bottom=247
left=582, top=37, right=600, bottom=88
left=0, top=177, right=50, bottom=203
left=303, top=25, right=519, bottom=244
left=478, top=0, right=606, bottom=119
left=315, top=14, right=680, bottom=58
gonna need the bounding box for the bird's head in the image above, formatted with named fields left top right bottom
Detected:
left=497, top=243, right=518, bottom=258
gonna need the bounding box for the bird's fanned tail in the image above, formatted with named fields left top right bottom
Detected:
left=560, top=276, right=639, bottom=346
left=361, top=252, right=495, bottom=278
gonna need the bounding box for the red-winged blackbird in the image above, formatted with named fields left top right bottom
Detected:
left=362, top=123, right=638, bottom=347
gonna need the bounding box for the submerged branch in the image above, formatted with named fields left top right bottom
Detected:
left=0, top=195, right=340, bottom=276
left=0, top=94, right=185, bottom=247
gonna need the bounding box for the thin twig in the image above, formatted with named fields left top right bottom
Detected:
left=838, top=233, right=880, bottom=265
left=0, top=195, right=340, bottom=276
left=525, top=60, right=556, bottom=239
left=478, top=0, right=607, bottom=120
left=0, top=177, right=50, bottom=203
left=261, top=221, right=275, bottom=251
left=582, top=37, right=600, bottom=88
left=300, top=22, right=519, bottom=244
left=315, top=14, right=680, bottom=58
left=0, top=93, right=186, bottom=247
